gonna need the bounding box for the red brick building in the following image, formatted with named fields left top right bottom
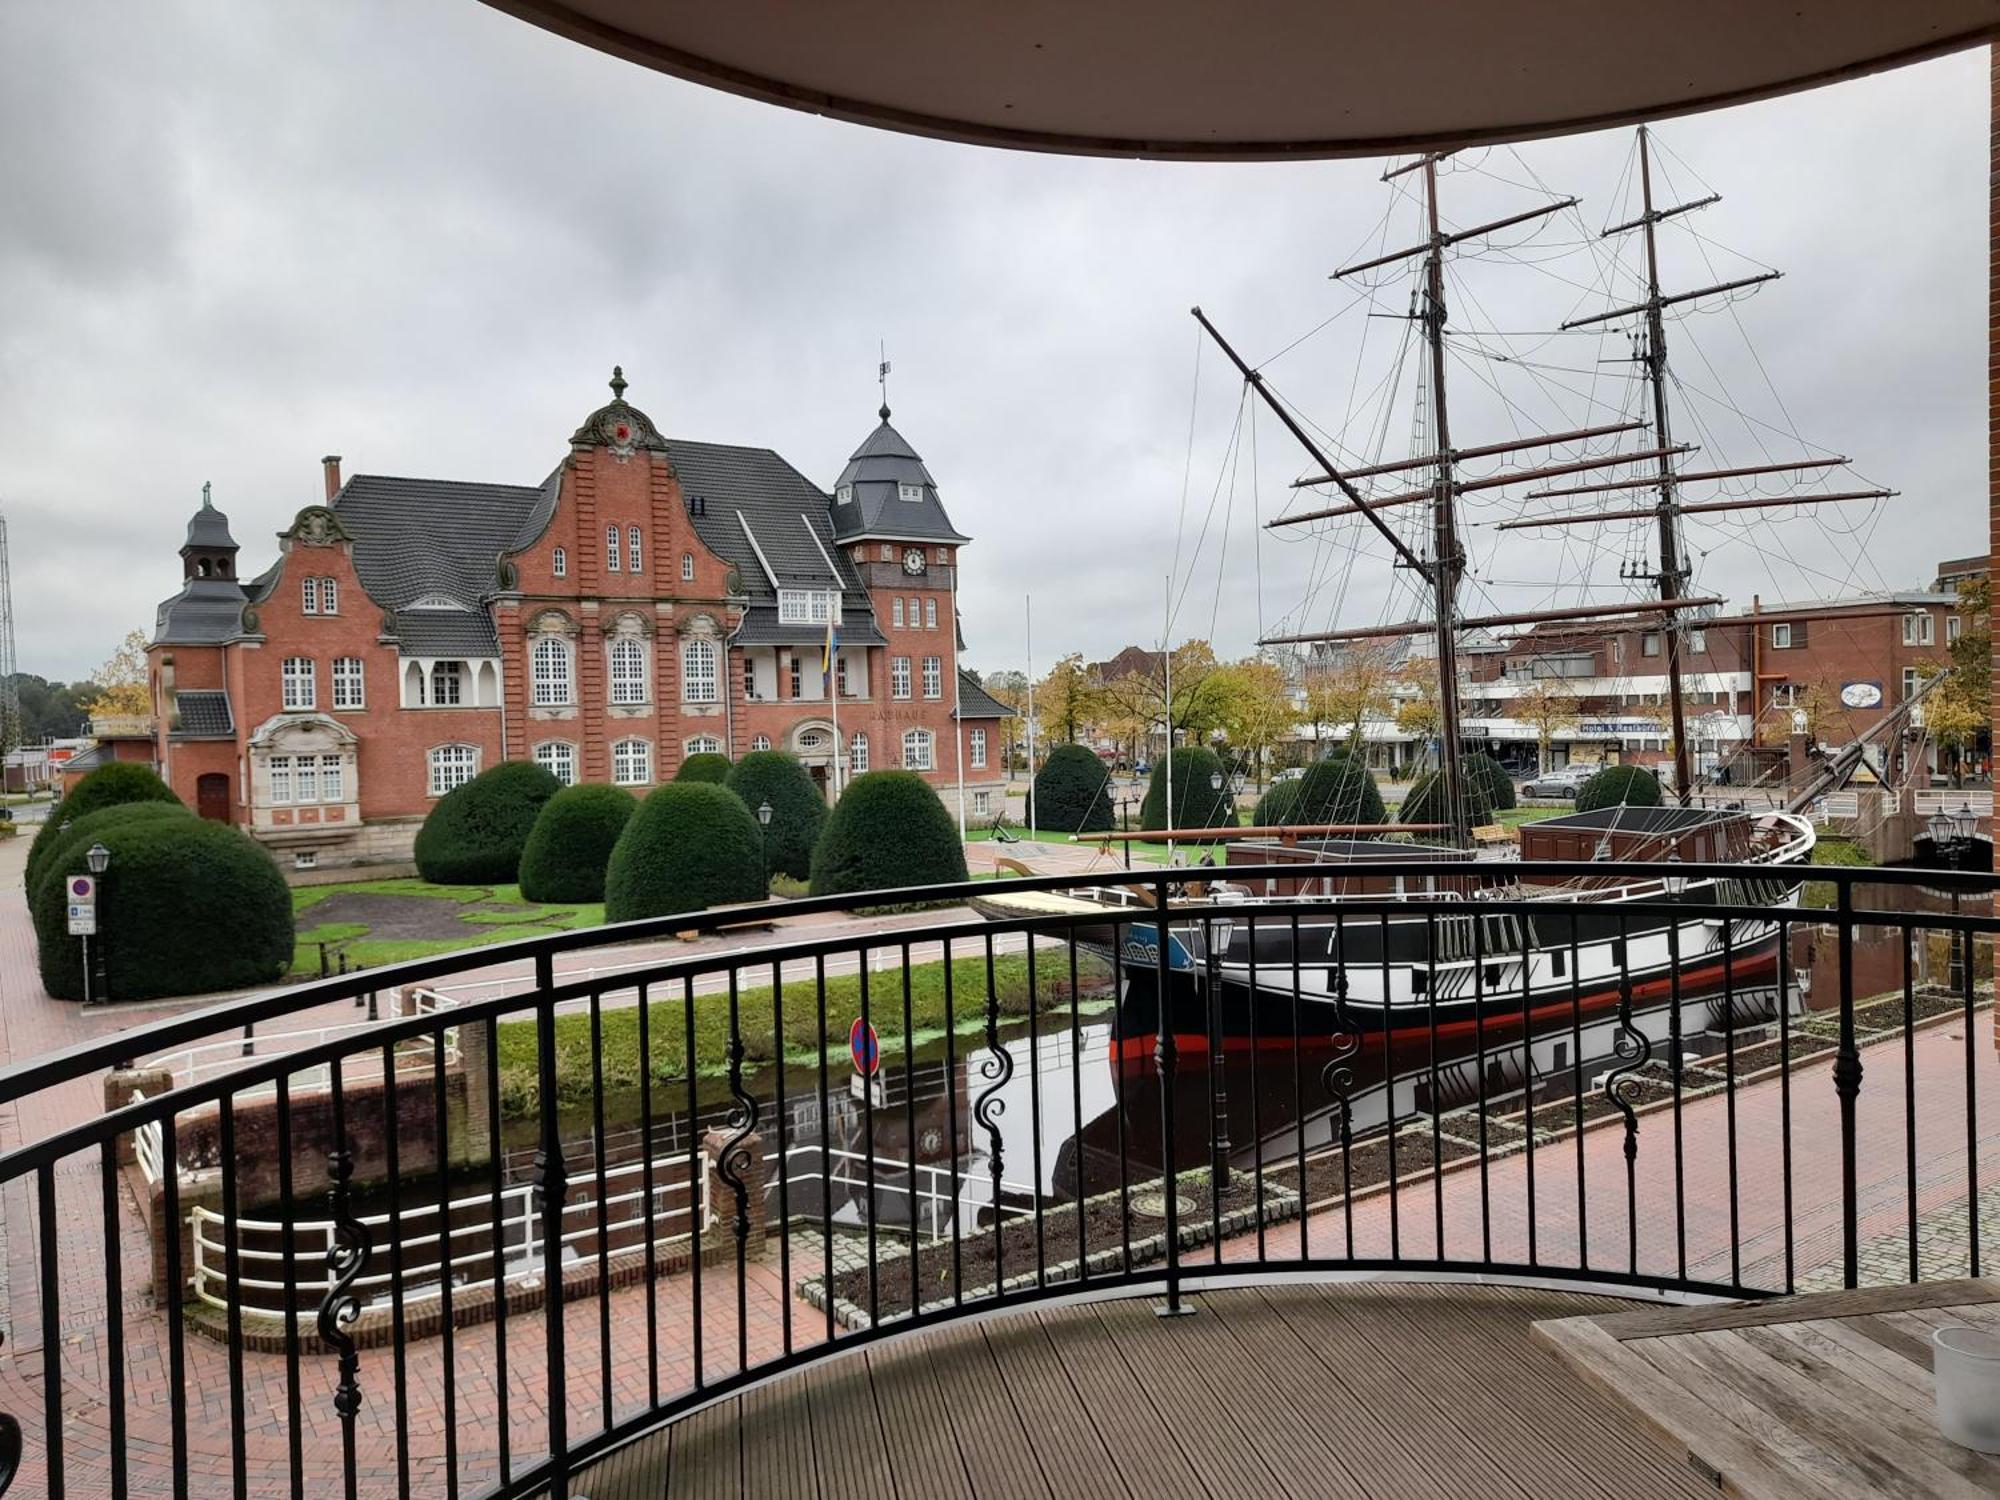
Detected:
left=147, top=373, right=1008, bottom=868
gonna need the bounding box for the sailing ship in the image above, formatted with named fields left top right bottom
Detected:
left=978, top=129, right=1915, bottom=1054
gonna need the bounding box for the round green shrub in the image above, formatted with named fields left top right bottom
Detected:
left=604, top=782, right=767, bottom=921
left=1252, top=778, right=1302, bottom=827
left=33, top=816, right=293, bottom=1002
left=1139, top=746, right=1235, bottom=831
left=413, top=760, right=561, bottom=885
left=724, top=751, right=827, bottom=881
left=1032, top=744, right=1113, bottom=833
left=30, top=763, right=182, bottom=891
left=675, top=752, right=732, bottom=785
left=28, top=801, right=194, bottom=907
left=1576, top=764, right=1665, bottom=814
left=517, top=784, right=637, bottom=903
left=1463, top=751, right=1518, bottom=812
left=1398, top=766, right=1509, bottom=834
left=1291, top=756, right=1387, bottom=832
left=809, top=771, right=969, bottom=898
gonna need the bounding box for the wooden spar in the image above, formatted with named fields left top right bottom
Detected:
left=1601, top=192, right=1720, bottom=236
left=1290, top=420, right=1644, bottom=489
left=1524, top=455, right=1847, bottom=501
left=1382, top=152, right=1449, bottom=181
left=1270, top=444, right=1693, bottom=528
left=1560, top=270, right=1780, bottom=330
left=1071, top=823, right=1450, bottom=844
left=1189, top=306, right=1432, bottom=578
left=1492, top=489, right=1896, bottom=531
left=1334, top=196, right=1580, bottom=279
left=1260, top=594, right=1726, bottom=647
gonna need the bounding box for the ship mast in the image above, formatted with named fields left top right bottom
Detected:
left=1417, top=154, right=1469, bottom=838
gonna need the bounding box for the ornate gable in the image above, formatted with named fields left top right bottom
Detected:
left=569, top=365, right=671, bottom=459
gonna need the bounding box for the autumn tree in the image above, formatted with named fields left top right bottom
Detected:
left=1512, top=679, right=1581, bottom=776
left=1922, top=576, right=1992, bottom=785
left=1393, top=680, right=1442, bottom=771
left=1092, top=639, right=1233, bottom=758
left=1212, top=656, right=1295, bottom=789
left=1300, top=645, right=1394, bottom=752
left=81, top=629, right=151, bottom=720
left=1036, top=653, right=1098, bottom=745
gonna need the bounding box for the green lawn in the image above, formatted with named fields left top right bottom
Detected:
left=492, top=947, right=1111, bottom=1116
left=290, top=879, right=607, bottom=977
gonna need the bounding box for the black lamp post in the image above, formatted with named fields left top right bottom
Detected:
left=1928, top=805, right=1979, bottom=990
left=86, top=841, right=110, bottom=1005
left=756, top=800, right=774, bottom=893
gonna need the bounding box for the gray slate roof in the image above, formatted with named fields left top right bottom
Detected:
left=183, top=501, right=238, bottom=551
left=953, top=669, right=1012, bottom=719
left=391, top=609, right=502, bottom=658
left=828, top=413, right=970, bottom=546
left=172, top=690, right=234, bottom=739
left=671, top=439, right=877, bottom=617
left=155, top=578, right=249, bottom=645
left=332, top=474, right=548, bottom=611
left=730, top=608, right=888, bottom=649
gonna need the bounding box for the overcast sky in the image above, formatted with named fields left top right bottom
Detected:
left=0, top=4, right=1986, bottom=685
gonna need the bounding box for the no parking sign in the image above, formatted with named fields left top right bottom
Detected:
left=848, top=1017, right=880, bottom=1076
left=66, top=875, right=97, bottom=937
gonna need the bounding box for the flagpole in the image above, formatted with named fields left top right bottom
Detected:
left=826, top=615, right=842, bottom=801
left=953, top=557, right=966, bottom=841
left=1024, top=593, right=1036, bottom=831
left=1163, top=572, right=1174, bottom=865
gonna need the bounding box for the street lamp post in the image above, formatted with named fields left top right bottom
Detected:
left=86, top=842, right=110, bottom=1005
left=756, top=801, right=774, bottom=893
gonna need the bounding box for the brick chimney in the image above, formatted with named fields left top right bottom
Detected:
left=322, top=455, right=342, bottom=500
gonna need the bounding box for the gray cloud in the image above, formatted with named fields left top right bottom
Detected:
left=0, top=3, right=1983, bottom=684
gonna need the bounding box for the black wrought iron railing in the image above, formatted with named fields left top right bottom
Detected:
left=0, top=857, right=1993, bottom=1498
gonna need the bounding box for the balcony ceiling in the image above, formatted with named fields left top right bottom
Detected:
left=479, top=1, right=1999, bottom=159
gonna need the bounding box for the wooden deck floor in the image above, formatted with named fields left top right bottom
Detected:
left=578, top=1283, right=1716, bottom=1499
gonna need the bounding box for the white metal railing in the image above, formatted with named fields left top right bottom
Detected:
left=1914, top=789, right=1992, bottom=817
left=189, top=1149, right=711, bottom=1316
left=128, top=1086, right=164, bottom=1187
left=780, top=1145, right=1039, bottom=1244
left=144, top=989, right=460, bottom=1095
left=1815, top=791, right=1861, bottom=822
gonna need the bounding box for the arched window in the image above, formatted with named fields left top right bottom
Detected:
left=608, top=637, right=648, bottom=705
left=850, top=733, right=869, bottom=774
left=428, top=744, right=478, bottom=796
left=902, top=729, right=933, bottom=771
left=681, top=637, right=718, bottom=703
left=533, top=741, right=577, bottom=786
left=531, top=636, right=573, bottom=706
left=751, top=734, right=771, bottom=751
left=606, top=524, right=621, bottom=571
left=681, top=552, right=694, bottom=581
left=552, top=546, right=567, bottom=578
left=684, top=735, right=722, bottom=756
left=627, top=525, right=642, bottom=573
left=612, top=739, right=652, bottom=785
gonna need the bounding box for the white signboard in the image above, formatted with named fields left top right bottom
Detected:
left=66, top=874, right=96, bottom=937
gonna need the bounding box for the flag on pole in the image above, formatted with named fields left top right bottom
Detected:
left=822, top=616, right=840, bottom=677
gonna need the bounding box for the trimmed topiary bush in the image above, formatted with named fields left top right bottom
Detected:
left=1576, top=764, right=1664, bottom=814
left=517, top=784, right=637, bottom=903
left=1032, top=744, right=1113, bottom=833
left=1253, top=778, right=1302, bottom=827
left=809, top=771, right=969, bottom=899
left=29, top=763, right=182, bottom=891
left=28, top=802, right=194, bottom=906
left=724, top=751, right=827, bottom=881
left=1398, top=766, right=1508, bottom=834
left=33, top=816, right=292, bottom=1002
left=1463, top=752, right=1518, bottom=812
left=675, top=752, right=732, bottom=785
left=1290, top=756, right=1387, bottom=832
left=1139, top=747, right=1235, bottom=831
left=413, top=760, right=561, bottom=885
left=604, top=782, right=767, bottom=921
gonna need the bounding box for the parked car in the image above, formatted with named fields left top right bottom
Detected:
left=1519, top=765, right=1596, bottom=799
left=1273, top=766, right=1306, bottom=784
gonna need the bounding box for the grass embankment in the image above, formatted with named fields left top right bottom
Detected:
left=291, top=879, right=606, bottom=975
left=492, top=947, right=1112, bottom=1117
left=1803, top=837, right=1875, bottom=910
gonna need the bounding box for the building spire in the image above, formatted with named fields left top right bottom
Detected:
left=609, top=364, right=628, bottom=401
left=202, top=480, right=213, bottom=510
left=877, top=342, right=891, bottom=421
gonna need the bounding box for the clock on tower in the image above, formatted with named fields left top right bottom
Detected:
left=902, top=547, right=927, bottom=576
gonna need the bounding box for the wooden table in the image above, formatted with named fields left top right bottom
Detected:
left=1536, top=1278, right=2000, bottom=1498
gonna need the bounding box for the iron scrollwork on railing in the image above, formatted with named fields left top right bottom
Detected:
left=715, top=1020, right=759, bottom=1257
left=316, top=1144, right=369, bottom=1428
left=1600, top=970, right=1652, bottom=1274
left=972, top=966, right=1014, bottom=1231
left=1320, top=966, right=1359, bottom=1159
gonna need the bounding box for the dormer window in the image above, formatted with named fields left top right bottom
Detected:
left=836, top=484, right=853, bottom=504
left=778, top=589, right=838, bottom=625
left=898, top=483, right=923, bottom=503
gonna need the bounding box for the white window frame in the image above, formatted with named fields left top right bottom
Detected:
left=898, top=482, right=923, bottom=503
left=553, top=546, right=567, bottom=578
left=681, top=638, right=719, bottom=703
left=922, top=656, right=942, bottom=700
left=836, top=484, right=853, bottom=504
left=606, top=524, right=621, bottom=572
left=301, top=577, right=319, bottom=615
left=321, top=577, right=337, bottom=615
left=891, top=656, right=911, bottom=700
left=973, top=790, right=990, bottom=816
left=531, top=636, right=573, bottom=707
left=925, top=598, right=937, bottom=630
left=1641, top=633, right=1660, bottom=657
left=750, top=734, right=771, bottom=751
left=430, top=660, right=464, bottom=707
left=428, top=744, right=479, bottom=796
left=970, top=728, right=987, bottom=769
left=331, top=657, right=365, bottom=710
left=609, top=637, right=649, bottom=705
left=1948, top=615, right=1963, bottom=644
left=1772, top=623, right=1793, bottom=649
left=612, top=738, right=652, bottom=786
left=681, top=552, right=694, bottom=581
left=902, top=728, right=934, bottom=771
left=685, top=735, right=722, bottom=756
left=534, top=741, right=578, bottom=786
left=893, top=598, right=904, bottom=628
left=282, top=657, right=315, bottom=710
left=1689, top=628, right=1706, bottom=653
left=627, top=526, right=642, bottom=574
left=778, top=589, right=836, bottom=625
left=850, top=732, right=869, bottom=773
left=295, top=756, right=319, bottom=804
left=269, top=755, right=293, bottom=804
left=320, top=753, right=344, bottom=803
left=1903, top=667, right=1922, bottom=702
